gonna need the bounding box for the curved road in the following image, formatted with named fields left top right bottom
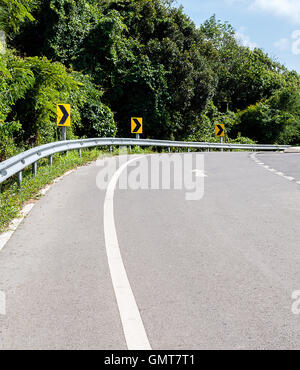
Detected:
left=1, top=152, right=300, bottom=350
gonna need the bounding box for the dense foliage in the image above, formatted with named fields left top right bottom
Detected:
left=1, top=0, right=300, bottom=160
left=0, top=51, right=115, bottom=160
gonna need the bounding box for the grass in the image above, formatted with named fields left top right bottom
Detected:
left=0, top=148, right=105, bottom=232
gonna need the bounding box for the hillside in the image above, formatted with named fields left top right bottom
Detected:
left=1, top=0, right=300, bottom=161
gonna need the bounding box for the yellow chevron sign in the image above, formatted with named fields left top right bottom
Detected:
left=57, top=104, right=71, bottom=127
left=131, top=117, right=143, bottom=134
left=215, top=124, right=225, bottom=137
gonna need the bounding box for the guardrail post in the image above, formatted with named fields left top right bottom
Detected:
left=32, top=162, right=37, bottom=177
left=129, top=145, right=132, bottom=153
left=17, top=171, right=22, bottom=190
left=168, top=147, right=170, bottom=153
left=78, top=149, right=81, bottom=158
left=49, top=155, right=53, bottom=166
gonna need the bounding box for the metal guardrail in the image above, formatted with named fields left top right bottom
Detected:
left=0, top=137, right=291, bottom=187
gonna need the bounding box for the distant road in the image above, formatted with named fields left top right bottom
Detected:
left=1, top=152, right=300, bottom=350
left=256, top=152, right=300, bottom=183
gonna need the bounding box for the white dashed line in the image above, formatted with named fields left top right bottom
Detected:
left=250, top=153, right=300, bottom=185
left=284, top=176, right=295, bottom=181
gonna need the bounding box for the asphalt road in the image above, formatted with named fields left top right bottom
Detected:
left=256, top=152, right=300, bottom=182
left=1, top=152, right=300, bottom=350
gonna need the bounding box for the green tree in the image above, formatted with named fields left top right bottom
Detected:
left=0, top=51, right=116, bottom=160
left=236, top=87, right=300, bottom=144
left=4, top=0, right=300, bottom=146
left=0, top=0, right=37, bottom=33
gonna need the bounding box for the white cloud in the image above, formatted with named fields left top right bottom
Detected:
left=235, top=30, right=258, bottom=50
left=274, top=37, right=290, bottom=51
left=226, top=0, right=300, bottom=24
left=251, top=0, right=300, bottom=24
left=291, top=30, right=300, bottom=54
left=273, top=32, right=300, bottom=55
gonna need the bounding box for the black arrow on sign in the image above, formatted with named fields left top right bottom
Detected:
left=58, top=105, right=69, bottom=125
left=216, top=124, right=224, bottom=136
left=133, top=118, right=141, bottom=133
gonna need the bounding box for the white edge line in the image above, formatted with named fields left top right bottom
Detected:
left=0, top=169, right=75, bottom=252
left=103, top=155, right=152, bottom=350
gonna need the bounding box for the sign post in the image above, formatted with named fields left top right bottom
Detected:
left=215, top=124, right=225, bottom=151
left=61, top=127, right=66, bottom=141
left=57, top=104, right=71, bottom=141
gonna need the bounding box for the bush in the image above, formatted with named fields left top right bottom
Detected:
left=0, top=51, right=117, bottom=160
left=72, top=72, right=116, bottom=138
left=236, top=87, right=300, bottom=145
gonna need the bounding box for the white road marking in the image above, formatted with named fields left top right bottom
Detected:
left=192, top=169, right=207, bottom=177
left=251, top=153, right=299, bottom=184
left=284, top=176, right=295, bottom=181
left=0, top=203, right=34, bottom=251
left=103, top=156, right=152, bottom=350
left=0, top=169, right=75, bottom=252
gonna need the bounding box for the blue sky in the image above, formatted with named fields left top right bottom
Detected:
left=176, top=0, right=300, bottom=73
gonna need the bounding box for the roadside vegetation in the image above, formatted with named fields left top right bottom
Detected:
left=0, top=148, right=101, bottom=231
left=0, top=145, right=165, bottom=231
left=1, top=0, right=300, bottom=228
left=0, top=0, right=299, bottom=162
